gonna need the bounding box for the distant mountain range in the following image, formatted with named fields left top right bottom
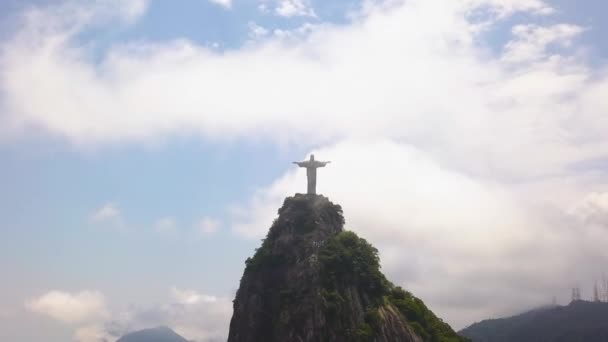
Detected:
left=460, top=300, right=608, bottom=342
left=116, top=326, right=189, bottom=342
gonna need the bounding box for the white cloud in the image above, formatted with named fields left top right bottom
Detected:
left=90, top=288, right=231, bottom=342
left=1, top=0, right=606, bottom=181
left=165, top=288, right=232, bottom=341
left=208, top=0, right=232, bottom=9
left=155, top=217, right=178, bottom=234
left=17, top=0, right=147, bottom=35
left=26, top=287, right=231, bottom=341
left=74, top=324, right=114, bottom=342
left=272, top=22, right=318, bottom=40
left=467, top=0, right=554, bottom=17
left=570, top=192, right=608, bottom=228
left=196, top=217, right=221, bottom=236
left=25, top=290, right=108, bottom=324
left=91, top=203, right=120, bottom=222
left=256, top=0, right=315, bottom=17
left=170, top=287, right=218, bottom=305
left=90, top=203, right=125, bottom=229
left=116, top=0, right=149, bottom=21
left=502, top=24, right=585, bottom=64
left=248, top=22, right=269, bottom=39
left=274, top=0, right=316, bottom=17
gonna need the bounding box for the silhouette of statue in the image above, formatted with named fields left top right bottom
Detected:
left=293, top=154, right=330, bottom=195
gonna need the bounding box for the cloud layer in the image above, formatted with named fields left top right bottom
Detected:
left=25, top=290, right=108, bottom=324
left=2, top=0, right=606, bottom=180
left=209, top=0, right=232, bottom=9
left=91, top=287, right=230, bottom=342
left=26, top=287, right=231, bottom=342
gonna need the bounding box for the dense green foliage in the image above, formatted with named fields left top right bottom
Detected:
left=244, top=237, right=281, bottom=271
left=319, top=231, right=391, bottom=301
left=318, top=231, right=469, bottom=342
left=388, top=287, right=470, bottom=342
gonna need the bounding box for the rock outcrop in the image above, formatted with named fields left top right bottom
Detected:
left=228, top=194, right=467, bottom=342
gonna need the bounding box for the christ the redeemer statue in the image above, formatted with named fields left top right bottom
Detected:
left=293, top=154, right=330, bottom=195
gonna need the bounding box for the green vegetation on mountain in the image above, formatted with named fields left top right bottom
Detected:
left=318, top=230, right=469, bottom=342
left=229, top=194, right=468, bottom=342
left=388, top=286, right=468, bottom=342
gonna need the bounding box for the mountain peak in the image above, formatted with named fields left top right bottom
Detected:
left=229, top=195, right=467, bottom=342
left=116, top=326, right=189, bottom=342
left=272, top=194, right=344, bottom=237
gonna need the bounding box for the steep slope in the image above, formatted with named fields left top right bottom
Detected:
left=460, top=301, right=608, bottom=342
left=116, top=326, right=189, bottom=342
left=228, top=194, right=467, bottom=342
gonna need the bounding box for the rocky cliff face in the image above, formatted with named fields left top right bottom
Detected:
left=228, top=194, right=467, bottom=342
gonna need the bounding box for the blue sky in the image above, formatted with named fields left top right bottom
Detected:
left=1, top=0, right=608, bottom=341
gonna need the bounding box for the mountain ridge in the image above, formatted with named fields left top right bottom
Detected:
left=459, top=300, right=608, bottom=342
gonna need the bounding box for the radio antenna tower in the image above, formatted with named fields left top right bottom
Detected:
left=594, top=282, right=600, bottom=302
left=572, top=287, right=581, bottom=302
left=602, top=275, right=608, bottom=302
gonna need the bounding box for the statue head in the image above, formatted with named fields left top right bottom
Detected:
left=310, top=154, right=315, bottom=161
